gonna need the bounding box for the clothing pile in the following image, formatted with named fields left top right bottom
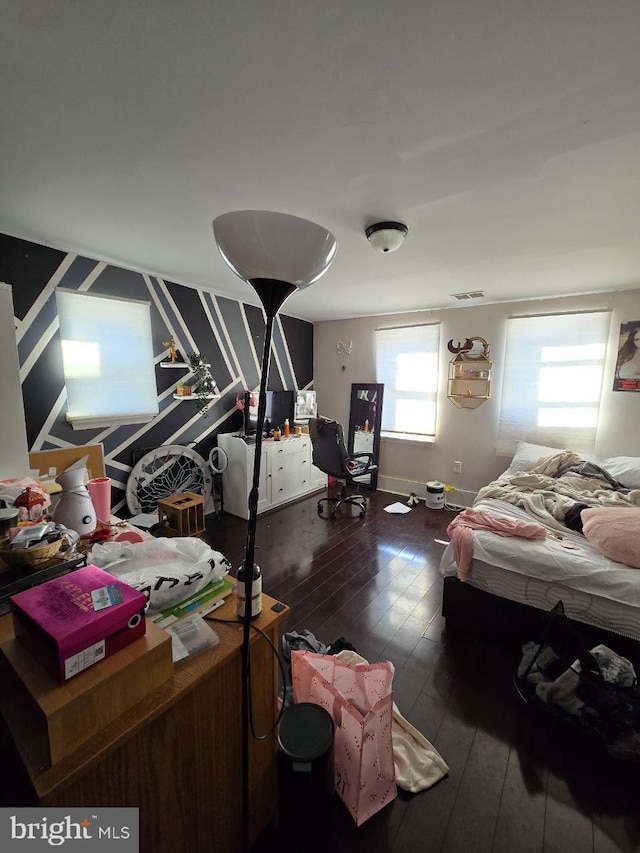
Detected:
left=281, top=629, right=356, bottom=661
left=516, top=604, right=640, bottom=762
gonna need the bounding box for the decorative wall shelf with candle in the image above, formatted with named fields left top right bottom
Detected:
left=172, top=392, right=220, bottom=401
left=160, top=357, right=220, bottom=410
left=447, top=336, right=492, bottom=409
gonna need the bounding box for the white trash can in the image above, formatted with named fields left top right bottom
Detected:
left=425, top=480, right=445, bottom=510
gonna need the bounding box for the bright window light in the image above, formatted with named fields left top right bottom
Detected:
left=375, top=324, right=440, bottom=439
left=497, top=311, right=611, bottom=454
left=541, top=344, right=606, bottom=362
left=56, top=289, right=159, bottom=430
left=538, top=407, right=599, bottom=428
left=60, top=341, right=101, bottom=379
left=539, top=366, right=603, bottom=402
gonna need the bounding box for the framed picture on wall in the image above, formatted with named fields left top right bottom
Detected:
left=613, top=320, right=640, bottom=392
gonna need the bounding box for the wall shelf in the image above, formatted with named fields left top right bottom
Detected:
left=172, top=393, right=220, bottom=401
left=161, top=361, right=217, bottom=402
left=160, top=361, right=210, bottom=369
left=447, top=352, right=492, bottom=410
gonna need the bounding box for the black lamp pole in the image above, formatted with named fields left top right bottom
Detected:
left=240, top=278, right=296, bottom=853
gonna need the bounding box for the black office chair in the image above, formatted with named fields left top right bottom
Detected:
left=310, top=417, right=377, bottom=519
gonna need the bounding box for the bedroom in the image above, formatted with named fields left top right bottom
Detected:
left=2, top=2, right=640, bottom=851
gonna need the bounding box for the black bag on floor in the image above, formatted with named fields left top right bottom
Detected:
left=515, top=602, right=640, bottom=762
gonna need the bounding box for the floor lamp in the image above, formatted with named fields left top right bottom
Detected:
left=212, top=210, right=337, bottom=851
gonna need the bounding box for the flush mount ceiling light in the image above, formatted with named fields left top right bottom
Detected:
left=365, top=221, right=408, bottom=253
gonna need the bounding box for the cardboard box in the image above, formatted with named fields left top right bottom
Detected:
left=10, top=565, right=147, bottom=682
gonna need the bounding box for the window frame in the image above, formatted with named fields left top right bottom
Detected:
left=56, top=288, right=159, bottom=431
left=497, top=309, right=611, bottom=455
left=375, top=322, right=441, bottom=443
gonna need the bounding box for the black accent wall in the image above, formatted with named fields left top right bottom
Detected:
left=0, top=233, right=314, bottom=514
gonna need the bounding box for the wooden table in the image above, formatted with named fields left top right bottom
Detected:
left=0, top=591, right=288, bottom=852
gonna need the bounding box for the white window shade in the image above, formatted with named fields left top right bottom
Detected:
left=497, top=311, right=611, bottom=455
left=375, top=324, right=440, bottom=440
left=56, top=289, right=159, bottom=430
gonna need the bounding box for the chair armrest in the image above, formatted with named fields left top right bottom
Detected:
left=350, top=453, right=374, bottom=466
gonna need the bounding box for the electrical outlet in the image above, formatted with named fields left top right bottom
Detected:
left=453, top=461, right=462, bottom=474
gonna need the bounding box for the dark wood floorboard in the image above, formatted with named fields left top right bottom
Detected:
left=204, top=487, right=640, bottom=853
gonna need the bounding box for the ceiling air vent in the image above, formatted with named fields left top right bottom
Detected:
left=451, top=290, right=485, bottom=300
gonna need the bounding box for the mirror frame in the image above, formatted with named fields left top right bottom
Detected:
left=347, top=382, right=384, bottom=491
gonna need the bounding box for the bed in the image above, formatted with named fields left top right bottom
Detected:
left=440, top=441, right=640, bottom=652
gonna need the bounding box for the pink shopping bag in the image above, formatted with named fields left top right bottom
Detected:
left=291, top=650, right=396, bottom=825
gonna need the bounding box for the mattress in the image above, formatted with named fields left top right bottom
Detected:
left=440, top=497, right=640, bottom=641
left=441, top=547, right=640, bottom=641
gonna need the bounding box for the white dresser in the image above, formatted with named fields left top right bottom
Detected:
left=217, top=433, right=327, bottom=520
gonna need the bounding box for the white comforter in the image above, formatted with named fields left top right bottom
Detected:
left=475, top=451, right=640, bottom=533
left=440, top=453, right=640, bottom=608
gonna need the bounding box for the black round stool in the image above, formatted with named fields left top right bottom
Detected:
left=277, top=702, right=335, bottom=837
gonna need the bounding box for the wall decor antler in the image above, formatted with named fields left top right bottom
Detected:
left=447, top=338, right=473, bottom=355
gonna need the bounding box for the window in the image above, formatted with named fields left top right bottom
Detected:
left=56, top=289, right=159, bottom=430
left=375, top=324, right=440, bottom=441
left=497, top=310, right=611, bottom=454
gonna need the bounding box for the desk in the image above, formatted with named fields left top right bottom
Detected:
left=0, top=591, right=288, bottom=852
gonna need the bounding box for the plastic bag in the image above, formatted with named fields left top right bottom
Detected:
left=89, top=537, right=232, bottom=613
left=335, top=650, right=449, bottom=793
left=292, top=650, right=396, bottom=825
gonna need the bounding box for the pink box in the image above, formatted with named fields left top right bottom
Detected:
left=10, top=565, right=147, bottom=682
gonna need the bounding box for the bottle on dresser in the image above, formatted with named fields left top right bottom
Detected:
left=236, top=563, right=262, bottom=620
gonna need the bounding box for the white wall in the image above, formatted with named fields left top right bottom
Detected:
left=0, top=284, right=29, bottom=479
left=314, top=288, right=640, bottom=501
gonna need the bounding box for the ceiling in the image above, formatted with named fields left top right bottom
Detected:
left=2, top=1, right=640, bottom=323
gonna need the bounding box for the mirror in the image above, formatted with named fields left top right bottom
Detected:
left=347, top=383, right=384, bottom=490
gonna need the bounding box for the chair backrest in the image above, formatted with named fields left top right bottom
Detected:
left=310, top=418, right=350, bottom=479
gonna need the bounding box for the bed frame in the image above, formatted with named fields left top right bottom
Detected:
left=442, top=576, right=640, bottom=664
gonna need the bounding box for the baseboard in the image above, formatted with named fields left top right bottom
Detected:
left=377, top=475, right=476, bottom=510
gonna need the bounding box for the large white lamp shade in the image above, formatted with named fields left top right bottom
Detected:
left=213, top=210, right=337, bottom=288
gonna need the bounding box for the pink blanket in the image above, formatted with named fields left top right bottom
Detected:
left=447, top=509, right=547, bottom=581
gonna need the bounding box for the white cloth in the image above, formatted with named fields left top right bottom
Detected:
left=335, top=650, right=449, bottom=793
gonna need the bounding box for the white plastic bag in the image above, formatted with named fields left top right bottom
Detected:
left=90, top=537, right=232, bottom=613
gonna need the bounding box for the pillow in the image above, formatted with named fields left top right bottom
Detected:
left=507, top=440, right=600, bottom=475
left=600, top=457, right=640, bottom=490
left=581, top=507, right=640, bottom=569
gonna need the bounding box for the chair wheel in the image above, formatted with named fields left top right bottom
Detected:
left=317, top=504, right=324, bottom=515
left=359, top=511, right=365, bottom=518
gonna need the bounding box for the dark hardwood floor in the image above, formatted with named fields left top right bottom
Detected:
left=204, top=487, right=640, bottom=853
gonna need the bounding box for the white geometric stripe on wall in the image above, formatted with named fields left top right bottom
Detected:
left=2, top=233, right=313, bottom=516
